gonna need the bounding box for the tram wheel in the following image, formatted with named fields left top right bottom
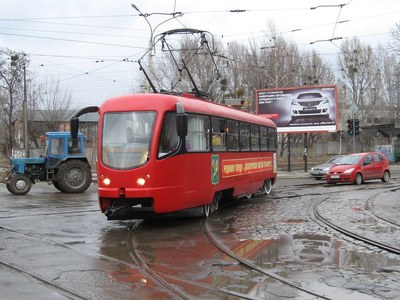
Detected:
left=203, top=204, right=210, bottom=218
left=263, top=179, right=272, bottom=195
left=211, top=192, right=221, bottom=213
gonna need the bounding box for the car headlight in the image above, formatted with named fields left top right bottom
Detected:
left=344, top=168, right=354, bottom=174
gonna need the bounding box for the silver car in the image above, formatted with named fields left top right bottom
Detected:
left=309, top=155, right=344, bottom=180
left=290, top=92, right=330, bottom=120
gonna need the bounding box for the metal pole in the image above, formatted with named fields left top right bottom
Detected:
left=352, top=109, right=356, bottom=153
left=287, top=133, right=291, bottom=172
left=303, top=132, right=308, bottom=172
left=131, top=4, right=183, bottom=93
left=23, top=64, right=28, bottom=157
left=147, top=35, right=153, bottom=93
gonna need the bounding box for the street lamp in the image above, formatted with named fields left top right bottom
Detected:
left=131, top=4, right=183, bottom=92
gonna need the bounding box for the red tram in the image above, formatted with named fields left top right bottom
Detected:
left=71, top=93, right=277, bottom=220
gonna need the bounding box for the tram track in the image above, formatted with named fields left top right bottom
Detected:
left=126, top=220, right=192, bottom=300
left=2, top=216, right=284, bottom=300
left=1, top=178, right=399, bottom=299
left=0, top=209, right=99, bottom=219
left=314, top=195, right=400, bottom=255
left=365, top=187, right=400, bottom=228
left=0, top=220, right=186, bottom=300
left=1, top=194, right=260, bottom=299
left=127, top=219, right=271, bottom=300
left=0, top=259, right=86, bottom=300
left=200, top=219, right=332, bottom=300
left=127, top=217, right=334, bottom=300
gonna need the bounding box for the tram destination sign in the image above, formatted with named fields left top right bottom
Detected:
left=256, top=85, right=338, bottom=133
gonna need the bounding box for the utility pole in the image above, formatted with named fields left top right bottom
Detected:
left=23, top=64, right=28, bottom=157
left=131, top=4, right=183, bottom=92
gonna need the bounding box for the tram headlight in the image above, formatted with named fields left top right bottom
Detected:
left=102, top=178, right=111, bottom=186
left=137, top=178, right=146, bottom=186
left=137, top=174, right=150, bottom=186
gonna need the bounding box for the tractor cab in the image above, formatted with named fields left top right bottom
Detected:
left=45, top=132, right=85, bottom=169
left=46, top=132, right=85, bottom=158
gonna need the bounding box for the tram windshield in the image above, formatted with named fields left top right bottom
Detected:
left=102, top=111, right=156, bottom=169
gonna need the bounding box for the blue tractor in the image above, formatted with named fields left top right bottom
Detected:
left=1, top=132, right=92, bottom=195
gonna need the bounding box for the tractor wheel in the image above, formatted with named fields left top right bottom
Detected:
left=56, top=160, right=92, bottom=193
left=8, top=174, right=32, bottom=195
left=52, top=180, right=65, bottom=193
left=6, top=183, right=12, bottom=193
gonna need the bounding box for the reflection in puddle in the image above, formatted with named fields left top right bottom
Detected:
left=279, top=234, right=337, bottom=265
left=98, top=218, right=400, bottom=299
left=229, top=233, right=400, bottom=271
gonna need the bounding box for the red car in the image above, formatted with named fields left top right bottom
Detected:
left=326, top=152, right=390, bottom=185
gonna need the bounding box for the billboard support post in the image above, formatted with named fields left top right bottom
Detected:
left=287, top=133, right=291, bottom=172
left=303, top=133, right=308, bottom=172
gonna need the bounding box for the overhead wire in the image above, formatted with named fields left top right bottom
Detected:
left=1, top=1, right=397, bottom=102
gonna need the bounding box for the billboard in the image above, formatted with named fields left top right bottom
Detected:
left=256, top=85, right=338, bottom=133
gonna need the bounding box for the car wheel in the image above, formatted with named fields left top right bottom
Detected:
left=382, top=170, right=390, bottom=183
left=354, top=173, right=363, bottom=185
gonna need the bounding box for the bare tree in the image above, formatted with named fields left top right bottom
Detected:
left=299, top=50, right=335, bottom=86
left=0, top=49, right=28, bottom=156
left=337, top=37, right=381, bottom=125
left=150, top=32, right=223, bottom=100
left=376, top=47, right=400, bottom=122
left=247, top=24, right=301, bottom=91
left=389, top=23, right=400, bottom=53
left=27, top=78, right=72, bottom=146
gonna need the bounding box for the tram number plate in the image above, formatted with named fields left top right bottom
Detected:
left=331, top=175, right=340, bottom=179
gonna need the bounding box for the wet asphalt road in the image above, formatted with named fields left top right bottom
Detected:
left=1, top=165, right=400, bottom=299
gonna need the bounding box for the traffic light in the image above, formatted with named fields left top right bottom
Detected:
left=354, top=119, right=360, bottom=135
left=347, top=119, right=353, bottom=135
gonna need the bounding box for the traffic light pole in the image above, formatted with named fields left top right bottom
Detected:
left=351, top=109, right=356, bottom=153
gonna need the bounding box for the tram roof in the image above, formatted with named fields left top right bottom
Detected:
left=100, top=93, right=276, bottom=128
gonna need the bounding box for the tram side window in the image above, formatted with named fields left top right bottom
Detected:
left=227, top=120, right=239, bottom=151
left=240, top=123, right=250, bottom=151
left=260, top=126, right=268, bottom=151
left=251, top=125, right=260, bottom=151
left=186, top=114, right=210, bottom=152
left=212, top=117, right=226, bottom=151
left=158, top=112, right=179, bottom=158
left=268, top=127, right=277, bottom=151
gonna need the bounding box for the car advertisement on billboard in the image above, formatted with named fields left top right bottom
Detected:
left=256, top=85, right=338, bottom=133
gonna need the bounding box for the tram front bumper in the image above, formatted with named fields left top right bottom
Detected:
left=99, top=185, right=184, bottom=216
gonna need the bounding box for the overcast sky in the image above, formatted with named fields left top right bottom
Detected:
left=1, top=0, right=399, bottom=107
